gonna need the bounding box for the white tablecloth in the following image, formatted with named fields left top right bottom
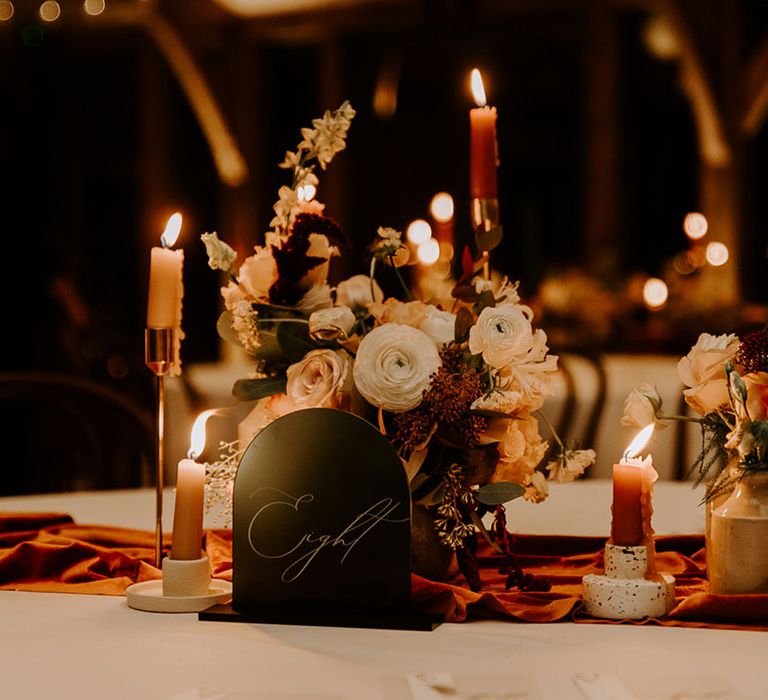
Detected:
left=1, top=483, right=761, bottom=700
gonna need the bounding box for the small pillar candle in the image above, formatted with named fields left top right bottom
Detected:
left=469, top=69, right=498, bottom=200
left=170, top=410, right=214, bottom=561
left=147, top=213, right=184, bottom=328
left=611, top=424, right=657, bottom=547
left=170, top=458, right=206, bottom=560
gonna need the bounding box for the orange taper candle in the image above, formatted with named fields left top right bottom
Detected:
left=469, top=69, right=498, bottom=200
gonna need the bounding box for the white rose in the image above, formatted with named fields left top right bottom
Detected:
left=353, top=324, right=440, bottom=412
left=621, top=384, right=662, bottom=428
left=418, top=307, right=456, bottom=347
left=468, top=303, right=535, bottom=369
left=678, top=333, right=741, bottom=415
left=309, top=305, right=355, bottom=340
left=285, top=349, right=349, bottom=409
left=237, top=246, right=277, bottom=301
left=336, top=274, right=383, bottom=310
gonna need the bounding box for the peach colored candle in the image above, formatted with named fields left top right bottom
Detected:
left=611, top=425, right=657, bottom=547
left=469, top=69, right=498, bottom=200
left=170, top=410, right=213, bottom=561
left=146, top=213, right=184, bottom=328
left=170, top=458, right=206, bottom=560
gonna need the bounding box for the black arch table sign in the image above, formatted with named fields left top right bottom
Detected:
left=199, top=408, right=443, bottom=630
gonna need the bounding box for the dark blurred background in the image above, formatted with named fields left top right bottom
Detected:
left=1, top=0, right=767, bottom=409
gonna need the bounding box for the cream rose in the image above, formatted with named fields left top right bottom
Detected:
left=237, top=246, right=278, bottom=301
left=481, top=415, right=548, bottom=487
left=353, top=324, right=440, bottom=412
left=309, top=305, right=355, bottom=340
left=621, top=384, right=662, bottom=428
left=336, top=275, right=383, bottom=309
left=678, top=333, right=741, bottom=415
left=418, top=307, right=456, bottom=347
left=369, top=299, right=428, bottom=327
left=285, top=349, right=349, bottom=409
left=468, top=303, right=535, bottom=369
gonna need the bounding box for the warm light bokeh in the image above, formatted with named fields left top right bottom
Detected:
left=39, top=0, right=60, bottom=22
left=417, top=238, right=440, bottom=265
left=706, top=241, right=729, bottom=267
left=643, top=277, right=668, bottom=309
left=683, top=212, right=708, bottom=240
left=83, top=0, right=105, bottom=16
left=430, top=192, right=454, bottom=223
left=407, top=219, right=432, bottom=245
left=0, top=1, right=14, bottom=21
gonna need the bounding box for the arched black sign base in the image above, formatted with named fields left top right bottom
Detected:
left=199, top=408, right=443, bottom=630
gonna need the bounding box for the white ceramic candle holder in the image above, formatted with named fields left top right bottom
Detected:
left=582, top=543, right=675, bottom=620
left=126, top=554, right=232, bottom=614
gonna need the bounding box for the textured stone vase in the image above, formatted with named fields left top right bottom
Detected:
left=410, top=505, right=458, bottom=581
left=709, top=471, right=768, bottom=594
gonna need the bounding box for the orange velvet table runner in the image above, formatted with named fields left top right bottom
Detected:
left=2, top=513, right=767, bottom=630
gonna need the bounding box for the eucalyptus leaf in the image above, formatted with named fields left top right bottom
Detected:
left=232, top=377, right=287, bottom=402
left=216, top=311, right=243, bottom=348
left=277, top=321, right=316, bottom=363
left=475, top=225, right=503, bottom=252
left=476, top=482, right=525, bottom=505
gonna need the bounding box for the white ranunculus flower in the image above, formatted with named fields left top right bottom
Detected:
left=201, top=232, right=237, bottom=272
left=285, top=349, right=349, bottom=409
left=418, top=307, right=456, bottom=347
left=296, top=284, right=333, bottom=313
left=309, top=305, right=355, bottom=340
left=621, top=383, right=663, bottom=428
left=678, top=333, right=741, bottom=415
left=336, top=274, right=383, bottom=310
left=468, top=303, right=535, bottom=369
left=237, top=246, right=278, bottom=301
left=353, top=324, right=441, bottom=412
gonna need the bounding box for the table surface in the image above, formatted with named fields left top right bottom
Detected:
left=0, top=483, right=761, bottom=700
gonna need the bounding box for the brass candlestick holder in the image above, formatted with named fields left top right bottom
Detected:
left=471, top=197, right=499, bottom=280
left=145, top=327, right=175, bottom=567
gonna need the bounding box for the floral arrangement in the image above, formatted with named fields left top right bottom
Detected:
left=622, top=329, right=768, bottom=498
left=201, top=102, right=594, bottom=589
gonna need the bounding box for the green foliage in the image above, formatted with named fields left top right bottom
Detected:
left=475, top=224, right=503, bottom=252
left=476, top=482, right=525, bottom=505
left=232, top=377, right=287, bottom=401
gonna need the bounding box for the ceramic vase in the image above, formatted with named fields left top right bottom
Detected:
left=709, top=471, right=768, bottom=594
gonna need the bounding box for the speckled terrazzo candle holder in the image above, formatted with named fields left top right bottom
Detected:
left=582, top=543, right=675, bottom=620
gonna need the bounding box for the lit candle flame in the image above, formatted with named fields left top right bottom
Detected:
left=624, top=423, right=655, bottom=461
left=188, top=410, right=215, bottom=460
left=470, top=68, right=487, bottom=108
left=161, top=212, right=183, bottom=248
